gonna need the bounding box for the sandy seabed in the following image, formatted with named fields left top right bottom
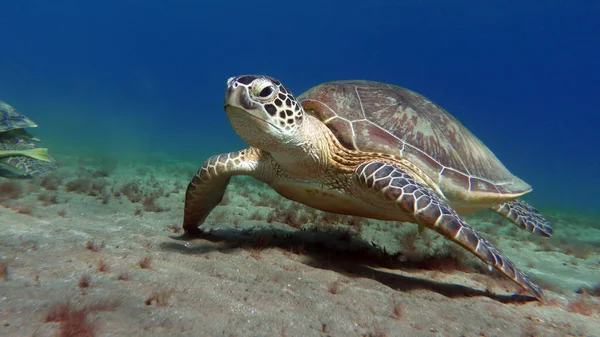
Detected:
left=0, top=154, right=599, bottom=337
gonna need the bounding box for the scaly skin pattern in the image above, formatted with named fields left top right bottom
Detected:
left=354, top=161, right=544, bottom=301
left=492, top=199, right=553, bottom=237
left=183, top=148, right=262, bottom=234
left=184, top=75, right=549, bottom=302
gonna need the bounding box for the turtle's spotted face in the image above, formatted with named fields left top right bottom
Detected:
left=224, top=75, right=305, bottom=151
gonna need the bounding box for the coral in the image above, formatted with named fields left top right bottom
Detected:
left=565, top=243, right=595, bottom=259
left=10, top=201, right=35, bottom=215
left=567, top=294, right=597, bottom=316
left=138, top=256, right=152, bottom=269
left=248, top=210, right=263, bottom=221
left=65, top=178, right=93, bottom=194
left=213, top=210, right=228, bottom=222
left=45, top=300, right=118, bottom=337
left=347, top=216, right=367, bottom=230
left=255, top=232, right=273, bottom=250
left=116, top=272, right=129, bottom=281
left=283, top=210, right=304, bottom=229
left=420, top=255, right=465, bottom=273
left=329, top=280, right=342, bottom=294
left=167, top=225, right=182, bottom=234
left=45, top=301, right=97, bottom=337
left=0, top=180, right=23, bottom=201
left=392, top=298, right=403, bottom=320
left=40, top=174, right=62, bottom=190
left=85, top=240, right=104, bottom=253
left=588, top=284, right=600, bottom=297
left=89, top=180, right=108, bottom=197
left=264, top=203, right=312, bottom=228
left=253, top=195, right=273, bottom=207
left=97, top=261, right=108, bottom=272
left=247, top=248, right=262, bottom=260
left=141, top=196, right=168, bottom=212
left=395, top=229, right=420, bottom=260
left=100, top=191, right=111, bottom=205
left=144, top=289, right=173, bottom=307
left=78, top=274, right=91, bottom=288
left=119, top=182, right=142, bottom=203
left=92, top=158, right=117, bottom=178
left=135, top=166, right=151, bottom=176
left=118, top=180, right=171, bottom=211
left=37, top=190, right=59, bottom=206
left=0, top=258, right=8, bottom=281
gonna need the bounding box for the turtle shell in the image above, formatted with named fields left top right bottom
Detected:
left=298, top=80, right=531, bottom=205
left=0, top=100, right=37, bottom=132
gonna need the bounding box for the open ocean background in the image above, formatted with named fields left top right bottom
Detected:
left=1, top=1, right=598, bottom=214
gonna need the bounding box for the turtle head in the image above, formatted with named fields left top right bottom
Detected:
left=224, top=75, right=306, bottom=151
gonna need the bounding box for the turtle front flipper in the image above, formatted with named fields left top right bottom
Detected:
left=492, top=199, right=553, bottom=237
left=354, top=161, right=545, bottom=302
left=183, top=148, right=263, bottom=234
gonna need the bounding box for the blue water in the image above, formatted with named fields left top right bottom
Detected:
left=1, top=1, right=598, bottom=214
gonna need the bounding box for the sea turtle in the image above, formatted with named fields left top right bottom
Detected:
left=183, top=75, right=552, bottom=301
left=0, top=100, right=56, bottom=178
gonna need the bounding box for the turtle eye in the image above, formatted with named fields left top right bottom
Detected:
left=252, top=80, right=277, bottom=101
left=259, top=86, right=274, bottom=98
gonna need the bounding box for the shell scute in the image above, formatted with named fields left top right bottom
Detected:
left=299, top=80, right=531, bottom=200
left=0, top=101, right=37, bottom=132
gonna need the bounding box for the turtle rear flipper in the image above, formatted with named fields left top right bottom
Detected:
left=355, top=161, right=545, bottom=302
left=492, top=199, right=553, bottom=237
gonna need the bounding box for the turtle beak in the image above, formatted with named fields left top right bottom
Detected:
left=225, top=79, right=259, bottom=111
left=224, top=80, right=236, bottom=108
